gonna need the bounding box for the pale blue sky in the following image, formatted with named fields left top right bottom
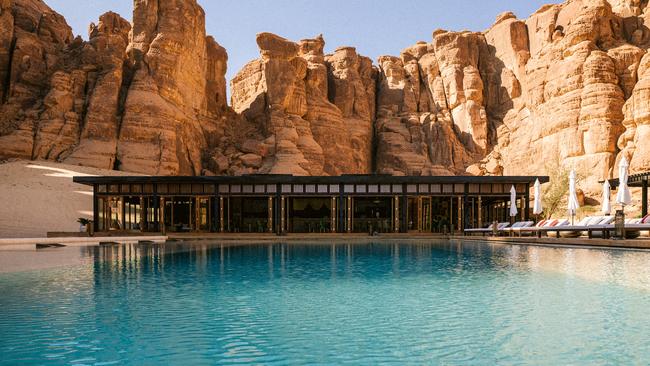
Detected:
left=47, top=0, right=560, bottom=86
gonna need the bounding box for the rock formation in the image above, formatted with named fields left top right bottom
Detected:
left=226, top=33, right=375, bottom=175
left=2, top=0, right=650, bottom=199
left=0, top=0, right=229, bottom=175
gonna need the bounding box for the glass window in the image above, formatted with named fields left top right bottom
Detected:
left=293, top=185, right=304, bottom=193
left=121, top=184, right=130, bottom=193
left=380, top=185, right=390, bottom=193
left=204, top=184, right=215, bottom=194
left=469, top=184, right=479, bottom=193
left=108, top=184, right=119, bottom=193
left=219, top=184, right=229, bottom=193
left=254, top=185, right=265, bottom=193
left=318, top=185, right=328, bottom=193
left=419, top=184, right=429, bottom=193
left=454, top=184, right=465, bottom=193
left=192, top=184, right=203, bottom=194
left=231, top=185, right=241, bottom=193
left=144, top=184, right=153, bottom=193
left=158, top=184, right=168, bottom=194
left=97, top=185, right=107, bottom=193
left=344, top=184, right=354, bottom=193
left=282, top=184, right=292, bottom=193
left=356, top=185, right=367, bottom=193
left=368, top=185, right=379, bottom=193
left=480, top=184, right=491, bottom=194
left=330, top=184, right=339, bottom=193
left=267, top=184, right=277, bottom=193
left=430, top=184, right=441, bottom=194
left=243, top=185, right=253, bottom=193
left=392, top=184, right=403, bottom=193
left=442, top=184, right=453, bottom=193
left=305, top=185, right=316, bottom=193
left=407, top=184, right=417, bottom=193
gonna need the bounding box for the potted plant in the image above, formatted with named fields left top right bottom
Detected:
left=77, top=218, right=93, bottom=236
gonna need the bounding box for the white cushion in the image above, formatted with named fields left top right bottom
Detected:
left=576, top=217, right=592, bottom=226
left=599, top=216, right=614, bottom=225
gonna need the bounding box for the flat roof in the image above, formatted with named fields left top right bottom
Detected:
left=73, top=174, right=549, bottom=186
left=606, top=171, right=650, bottom=188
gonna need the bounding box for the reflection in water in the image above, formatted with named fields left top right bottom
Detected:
left=82, top=240, right=650, bottom=292
left=1, top=240, right=650, bottom=365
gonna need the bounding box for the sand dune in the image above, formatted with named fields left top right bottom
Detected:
left=0, top=160, right=141, bottom=238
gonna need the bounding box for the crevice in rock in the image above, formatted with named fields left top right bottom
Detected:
left=371, top=71, right=379, bottom=173
left=2, top=36, right=16, bottom=104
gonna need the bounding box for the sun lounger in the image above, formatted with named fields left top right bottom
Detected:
left=464, top=222, right=509, bottom=236
left=503, top=221, right=535, bottom=236
left=510, top=219, right=553, bottom=237
left=580, top=216, right=614, bottom=238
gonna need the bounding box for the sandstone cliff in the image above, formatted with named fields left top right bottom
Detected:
left=0, top=0, right=229, bottom=175
left=2, top=0, right=650, bottom=199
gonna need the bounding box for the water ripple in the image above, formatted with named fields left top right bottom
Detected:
left=1, top=241, right=650, bottom=364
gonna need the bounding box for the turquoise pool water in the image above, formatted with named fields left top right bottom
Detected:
left=1, top=240, right=650, bottom=364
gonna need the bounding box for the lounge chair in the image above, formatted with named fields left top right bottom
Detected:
left=464, top=222, right=509, bottom=236
left=510, top=219, right=551, bottom=237
left=579, top=216, right=615, bottom=238
left=502, top=221, right=535, bottom=236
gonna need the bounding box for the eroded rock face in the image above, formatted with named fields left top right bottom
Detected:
left=374, top=31, right=491, bottom=176
left=227, top=33, right=375, bottom=175
left=116, top=0, right=227, bottom=175
left=0, top=0, right=230, bottom=175
left=3, top=0, right=650, bottom=192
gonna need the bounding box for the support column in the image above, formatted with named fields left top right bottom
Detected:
left=400, top=194, right=408, bottom=233
left=457, top=196, right=462, bottom=232
left=219, top=197, right=224, bottom=232
left=331, top=196, right=337, bottom=233
left=159, top=197, right=165, bottom=235
left=346, top=196, right=352, bottom=233
left=643, top=180, right=648, bottom=217
left=394, top=195, right=400, bottom=233
left=417, top=197, right=423, bottom=232
left=93, top=186, right=99, bottom=233
left=268, top=196, right=274, bottom=233
left=139, top=196, right=145, bottom=231
left=478, top=196, right=483, bottom=228
left=448, top=197, right=453, bottom=233
left=280, top=196, right=286, bottom=234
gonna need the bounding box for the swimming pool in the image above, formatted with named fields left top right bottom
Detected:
left=1, top=240, right=650, bottom=364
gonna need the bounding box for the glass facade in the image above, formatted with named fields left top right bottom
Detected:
left=83, top=176, right=544, bottom=235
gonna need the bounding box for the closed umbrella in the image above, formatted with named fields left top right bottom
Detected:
left=533, top=178, right=543, bottom=217
left=602, top=180, right=611, bottom=215
left=616, top=156, right=632, bottom=208
left=568, top=170, right=580, bottom=225
left=509, top=185, right=518, bottom=221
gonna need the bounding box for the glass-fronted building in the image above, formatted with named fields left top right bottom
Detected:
left=73, top=175, right=548, bottom=235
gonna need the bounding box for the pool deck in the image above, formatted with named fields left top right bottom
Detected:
left=165, top=233, right=650, bottom=250
left=0, top=235, right=167, bottom=250
left=1, top=232, right=650, bottom=251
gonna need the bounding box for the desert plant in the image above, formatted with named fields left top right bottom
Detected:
left=542, top=159, right=585, bottom=219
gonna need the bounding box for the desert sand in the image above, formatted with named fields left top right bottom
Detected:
left=0, top=160, right=140, bottom=238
